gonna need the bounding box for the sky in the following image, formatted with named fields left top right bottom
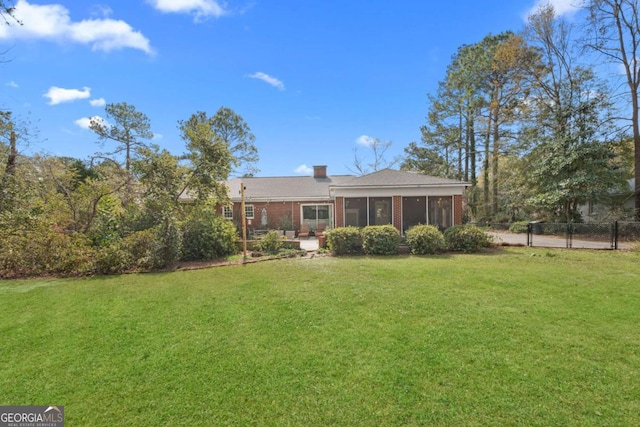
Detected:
left=0, top=0, right=580, bottom=177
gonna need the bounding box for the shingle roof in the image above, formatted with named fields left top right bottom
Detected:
left=332, top=168, right=469, bottom=188
left=228, top=175, right=354, bottom=201
left=222, top=169, right=467, bottom=202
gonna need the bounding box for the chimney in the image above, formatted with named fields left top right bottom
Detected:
left=313, top=165, right=327, bottom=179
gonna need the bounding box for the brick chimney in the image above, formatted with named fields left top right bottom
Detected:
left=313, top=165, right=327, bottom=179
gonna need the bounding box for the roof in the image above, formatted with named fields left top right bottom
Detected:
left=219, top=168, right=468, bottom=202
left=228, top=175, right=354, bottom=202
left=331, top=168, right=469, bottom=188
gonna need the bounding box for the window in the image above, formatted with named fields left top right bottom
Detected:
left=222, top=206, right=233, bottom=220
left=302, top=204, right=333, bottom=230
left=245, top=204, right=254, bottom=219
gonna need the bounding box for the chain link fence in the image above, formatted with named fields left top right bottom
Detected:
left=474, top=221, right=640, bottom=250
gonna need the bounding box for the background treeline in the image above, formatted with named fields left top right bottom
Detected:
left=0, top=105, right=256, bottom=278
left=402, top=3, right=638, bottom=223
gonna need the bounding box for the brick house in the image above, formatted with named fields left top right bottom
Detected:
left=222, top=165, right=468, bottom=236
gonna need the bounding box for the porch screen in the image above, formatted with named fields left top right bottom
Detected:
left=344, top=198, right=367, bottom=228
left=402, top=196, right=427, bottom=232
left=428, top=196, right=452, bottom=229
left=369, top=197, right=392, bottom=225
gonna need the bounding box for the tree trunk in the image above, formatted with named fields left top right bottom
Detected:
left=634, top=96, right=640, bottom=220
left=483, top=111, right=492, bottom=218
left=0, top=125, right=17, bottom=212
left=492, top=106, right=500, bottom=215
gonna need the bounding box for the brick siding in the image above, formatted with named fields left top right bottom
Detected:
left=454, top=194, right=463, bottom=225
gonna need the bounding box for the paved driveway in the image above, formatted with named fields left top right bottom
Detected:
left=488, top=231, right=630, bottom=250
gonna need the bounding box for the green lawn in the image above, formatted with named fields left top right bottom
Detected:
left=1, top=248, right=639, bottom=426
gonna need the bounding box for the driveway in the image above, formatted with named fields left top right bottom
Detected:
left=488, top=231, right=630, bottom=250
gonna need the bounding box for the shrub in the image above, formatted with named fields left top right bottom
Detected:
left=0, top=223, right=93, bottom=278
left=182, top=213, right=237, bottom=261
left=92, top=239, right=133, bottom=275
left=405, top=225, right=445, bottom=255
left=509, top=221, right=529, bottom=234
left=255, top=230, right=284, bottom=255
left=444, top=225, right=494, bottom=253
left=123, top=228, right=157, bottom=271
left=361, top=225, right=401, bottom=255
left=153, top=219, right=183, bottom=269
left=325, top=227, right=362, bottom=255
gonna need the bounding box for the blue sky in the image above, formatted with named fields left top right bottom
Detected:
left=0, top=0, right=578, bottom=177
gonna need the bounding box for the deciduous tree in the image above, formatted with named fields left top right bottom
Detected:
left=583, top=0, right=640, bottom=219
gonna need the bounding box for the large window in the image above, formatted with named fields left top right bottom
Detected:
left=344, top=198, right=367, bottom=227
left=369, top=197, right=392, bottom=225
left=302, top=204, right=332, bottom=230
left=428, top=196, right=452, bottom=229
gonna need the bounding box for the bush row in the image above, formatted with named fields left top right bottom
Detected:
left=0, top=212, right=238, bottom=279
left=325, top=224, right=493, bottom=256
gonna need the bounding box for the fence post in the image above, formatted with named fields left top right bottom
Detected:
left=566, top=222, right=572, bottom=249
left=614, top=221, right=619, bottom=250
left=527, top=222, right=532, bottom=247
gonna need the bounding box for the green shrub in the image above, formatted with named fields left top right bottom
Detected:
left=255, top=230, right=284, bottom=255
left=405, top=225, right=445, bottom=255
left=92, top=239, right=133, bottom=275
left=182, top=213, right=238, bottom=261
left=123, top=229, right=157, bottom=271
left=325, top=227, right=362, bottom=255
left=509, top=221, right=529, bottom=234
left=0, top=223, right=93, bottom=278
left=444, top=225, right=494, bottom=253
left=153, top=219, right=183, bottom=269
left=361, top=225, right=401, bottom=255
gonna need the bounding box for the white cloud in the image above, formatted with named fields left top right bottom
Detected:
left=148, top=0, right=227, bottom=21
left=44, top=86, right=91, bottom=105
left=526, top=0, right=581, bottom=19
left=152, top=133, right=163, bottom=140
left=0, top=0, right=153, bottom=54
left=6, top=81, right=18, bottom=88
left=356, top=135, right=375, bottom=147
left=74, top=115, right=104, bottom=129
left=248, top=72, right=285, bottom=91
left=90, top=97, right=106, bottom=107
left=90, top=4, right=113, bottom=18
left=294, top=164, right=313, bottom=175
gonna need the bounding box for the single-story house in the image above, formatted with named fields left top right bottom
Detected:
left=222, top=165, right=468, bottom=236
left=578, top=178, right=636, bottom=222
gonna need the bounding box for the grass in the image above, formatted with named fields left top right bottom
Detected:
left=1, top=248, right=639, bottom=426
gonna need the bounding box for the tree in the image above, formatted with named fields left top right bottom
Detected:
left=209, top=107, right=258, bottom=177
left=349, top=137, right=398, bottom=176
left=35, top=156, right=122, bottom=233
left=1, top=0, right=18, bottom=23
left=583, top=0, right=640, bottom=219
left=401, top=141, right=453, bottom=178
left=177, top=111, right=236, bottom=203
left=90, top=102, right=153, bottom=205
left=0, top=111, right=16, bottom=211
left=524, top=5, right=627, bottom=221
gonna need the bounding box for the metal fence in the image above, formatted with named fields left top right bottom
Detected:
left=476, top=221, right=640, bottom=250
